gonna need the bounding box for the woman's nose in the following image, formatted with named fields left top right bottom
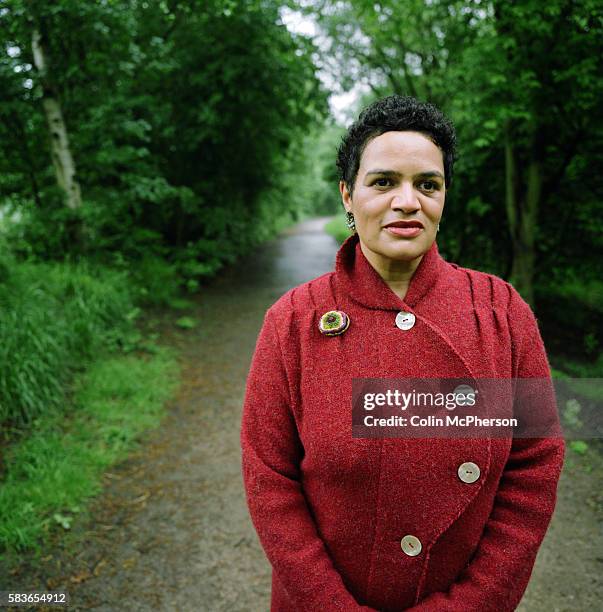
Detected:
left=390, top=183, right=420, bottom=212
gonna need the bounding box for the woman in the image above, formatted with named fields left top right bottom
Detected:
left=240, top=95, right=565, bottom=611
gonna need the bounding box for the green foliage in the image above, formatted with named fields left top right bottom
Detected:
left=175, top=316, right=197, bottom=329
left=128, top=254, right=181, bottom=307
left=537, top=275, right=603, bottom=368
left=542, top=278, right=603, bottom=315
left=569, top=440, right=589, bottom=455
left=324, top=214, right=352, bottom=244
left=550, top=353, right=603, bottom=379
left=278, top=119, right=347, bottom=218
left=301, top=0, right=603, bottom=276
left=0, top=0, right=329, bottom=269
left=0, top=255, right=137, bottom=427
left=0, top=347, right=179, bottom=556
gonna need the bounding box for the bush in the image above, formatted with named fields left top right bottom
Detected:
left=128, top=253, right=181, bottom=306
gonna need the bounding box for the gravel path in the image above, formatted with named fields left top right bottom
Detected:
left=4, top=218, right=602, bottom=611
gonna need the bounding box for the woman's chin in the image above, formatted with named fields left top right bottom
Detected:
left=368, top=236, right=430, bottom=262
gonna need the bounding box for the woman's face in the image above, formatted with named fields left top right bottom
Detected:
left=340, top=130, right=446, bottom=266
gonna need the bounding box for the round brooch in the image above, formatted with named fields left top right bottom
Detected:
left=318, top=310, right=350, bottom=336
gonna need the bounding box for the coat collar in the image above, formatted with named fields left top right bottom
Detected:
left=334, top=233, right=446, bottom=311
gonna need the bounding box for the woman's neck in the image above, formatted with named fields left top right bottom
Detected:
left=359, top=242, right=424, bottom=302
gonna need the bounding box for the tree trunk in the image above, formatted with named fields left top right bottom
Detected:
left=31, top=27, right=82, bottom=211
left=505, top=124, right=540, bottom=307
left=510, top=227, right=536, bottom=307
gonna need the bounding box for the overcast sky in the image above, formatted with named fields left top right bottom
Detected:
left=279, top=6, right=367, bottom=125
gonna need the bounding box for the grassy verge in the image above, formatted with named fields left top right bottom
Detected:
left=0, top=344, right=179, bottom=562
left=324, top=215, right=352, bottom=244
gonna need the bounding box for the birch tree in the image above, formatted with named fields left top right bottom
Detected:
left=30, top=22, right=81, bottom=210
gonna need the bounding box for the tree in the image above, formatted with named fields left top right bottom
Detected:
left=488, top=0, right=603, bottom=304
left=30, top=22, right=81, bottom=210
left=0, top=0, right=329, bottom=263
left=291, top=0, right=603, bottom=305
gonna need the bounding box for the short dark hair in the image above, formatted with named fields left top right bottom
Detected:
left=336, top=95, right=457, bottom=196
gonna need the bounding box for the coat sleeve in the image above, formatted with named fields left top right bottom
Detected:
left=240, top=308, right=377, bottom=611
left=411, top=287, right=565, bottom=612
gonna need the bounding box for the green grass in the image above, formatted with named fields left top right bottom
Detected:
left=0, top=258, right=139, bottom=426
left=0, top=243, right=183, bottom=562
left=0, top=346, right=179, bottom=558
left=324, top=215, right=353, bottom=244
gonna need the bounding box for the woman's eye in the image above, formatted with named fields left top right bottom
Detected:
left=419, top=181, right=438, bottom=192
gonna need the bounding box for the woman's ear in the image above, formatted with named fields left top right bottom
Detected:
left=339, top=180, right=352, bottom=213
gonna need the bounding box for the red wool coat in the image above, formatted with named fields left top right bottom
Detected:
left=240, top=233, right=565, bottom=611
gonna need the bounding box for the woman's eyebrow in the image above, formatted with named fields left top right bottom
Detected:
left=365, top=169, right=445, bottom=180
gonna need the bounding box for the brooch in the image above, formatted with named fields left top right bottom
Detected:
left=318, top=310, right=350, bottom=336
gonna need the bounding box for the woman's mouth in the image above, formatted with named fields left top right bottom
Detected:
left=384, top=221, right=425, bottom=238
left=384, top=226, right=423, bottom=238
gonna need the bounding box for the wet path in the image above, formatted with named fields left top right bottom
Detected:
left=7, top=217, right=602, bottom=611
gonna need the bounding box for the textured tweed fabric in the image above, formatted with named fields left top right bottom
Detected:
left=240, top=234, right=565, bottom=611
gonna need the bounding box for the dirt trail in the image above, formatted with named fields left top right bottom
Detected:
left=4, top=218, right=602, bottom=611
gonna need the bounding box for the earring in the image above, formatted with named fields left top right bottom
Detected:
left=436, top=223, right=440, bottom=232
left=346, top=211, right=356, bottom=231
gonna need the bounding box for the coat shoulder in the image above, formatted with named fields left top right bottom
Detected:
left=443, top=261, right=527, bottom=313
left=266, top=272, right=337, bottom=323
